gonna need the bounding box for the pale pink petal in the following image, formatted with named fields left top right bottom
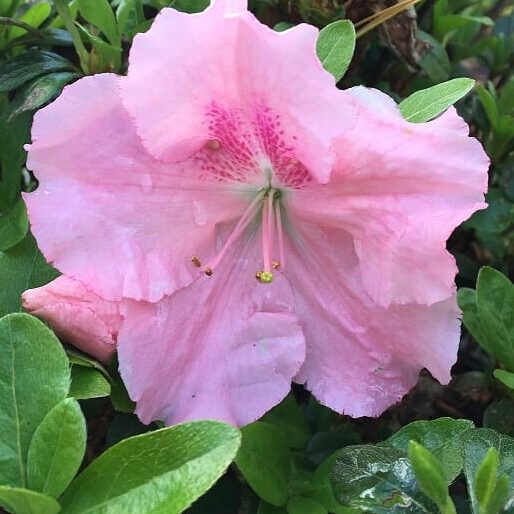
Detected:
left=285, top=220, right=460, bottom=417
left=121, top=1, right=355, bottom=183
left=117, top=234, right=305, bottom=426
left=289, top=86, right=489, bottom=307
left=24, top=73, right=247, bottom=302
left=22, top=276, right=121, bottom=362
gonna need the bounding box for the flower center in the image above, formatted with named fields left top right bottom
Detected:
left=191, top=187, right=286, bottom=284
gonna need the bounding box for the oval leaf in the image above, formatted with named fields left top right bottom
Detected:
left=0, top=314, right=70, bottom=488
left=384, top=418, right=473, bottom=482
left=69, top=366, right=111, bottom=400
left=0, top=486, right=60, bottom=514
left=235, top=422, right=292, bottom=506
left=316, top=20, right=356, bottom=82
left=399, top=78, right=475, bottom=123
left=27, top=398, right=86, bottom=498
left=77, top=0, right=119, bottom=44
left=60, top=420, right=241, bottom=514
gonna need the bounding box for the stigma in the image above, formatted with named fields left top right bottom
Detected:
left=191, top=187, right=286, bottom=284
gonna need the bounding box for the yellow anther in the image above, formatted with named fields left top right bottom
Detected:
left=191, top=256, right=202, bottom=268
left=257, top=271, right=273, bottom=284
left=204, top=267, right=213, bottom=277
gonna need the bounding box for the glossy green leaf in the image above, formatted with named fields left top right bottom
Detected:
left=486, top=475, right=510, bottom=514
left=69, top=366, right=111, bottom=400
left=0, top=198, right=28, bottom=251
left=0, top=314, right=70, bottom=487
left=0, top=51, right=73, bottom=93
left=462, top=429, right=514, bottom=514
left=493, top=369, right=514, bottom=390
left=27, top=398, right=86, bottom=498
left=332, top=445, right=438, bottom=513
left=8, top=72, right=78, bottom=120
left=77, top=0, right=119, bottom=44
left=316, top=20, right=355, bottom=82
left=384, top=418, right=473, bottom=482
left=287, top=496, right=328, bottom=514
left=235, top=422, right=292, bottom=506
left=399, top=78, right=475, bottom=123
left=0, top=486, right=60, bottom=514
left=60, top=421, right=241, bottom=514
left=0, top=233, right=59, bottom=317
left=408, top=442, right=455, bottom=514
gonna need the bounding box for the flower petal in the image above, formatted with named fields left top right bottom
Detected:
left=118, top=234, right=305, bottom=426
left=22, top=276, right=121, bottom=362
left=25, top=73, right=247, bottom=302
left=289, top=86, right=489, bottom=307
left=121, top=1, right=355, bottom=183
left=285, top=221, right=460, bottom=417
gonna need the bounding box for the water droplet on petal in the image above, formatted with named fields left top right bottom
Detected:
left=140, top=173, right=154, bottom=194
left=192, top=201, right=207, bottom=226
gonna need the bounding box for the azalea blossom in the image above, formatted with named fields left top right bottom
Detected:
left=24, top=0, right=489, bottom=425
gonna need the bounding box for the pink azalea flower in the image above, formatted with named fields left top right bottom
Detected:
left=22, top=276, right=121, bottom=363
left=23, top=0, right=489, bottom=425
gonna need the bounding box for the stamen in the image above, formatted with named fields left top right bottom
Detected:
left=206, top=139, right=221, bottom=150
left=202, top=189, right=266, bottom=275
left=257, top=270, right=273, bottom=283
left=191, top=256, right=202, bottom=268
left=275, top=200, right=286, bottom=272
left=261, top=191, right=275, bottom=272
left=272, top=260, right=280, bottom=270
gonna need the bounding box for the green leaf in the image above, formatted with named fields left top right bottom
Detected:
left=77, top=0, right=119, bottom=44
left=69, top=366, right=111, bottom=400
left=8, top=1, right=51, bottom=40
left=116, top=0, right=144, bottom=37
left=0, top=314, right=70, bottom=488
left=399, top=78, right=475, bottom=123
left=27, top=398, right=86, bottom=498
left=316, top=20, right=355, bottom=82
left=60, top=421, right=240, bottom=514
left=287, top=496, right=328, bottom=514
left=76, top=23, right=121, bottom=71
left=487, top=475, right=510, bottom=514
left=331, top=445, right=438, bottom=513
left=408, top=442, right=455, bottom=514
left=475, top=267, right=514, bottom=368
left=475, top=448, right=499, bottom=512
left=0, top=51, right=73, bottom=93
left=493, top=369, right=514, bottom=390
left=458, top=269, right=514, bottom=372
left=309, top=450, right=357, bottom=514
left=261, top=395, right=310, bottom=449
left=417, top=30, right=451, bottom=83
left=477, top=86, right=500, bottom=129
left=462, top=429, right=514, bottom=514
left=8, top=72, right=78, bottom=121
left=235, top=422, right=292, bottom=506
left=0, top=233, right=59, bottom=317
left=0, top=486, right=60, bottom=514
left=384, top=418, right=474, bottom=482
left=0, top=199, right=29, bottom=251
